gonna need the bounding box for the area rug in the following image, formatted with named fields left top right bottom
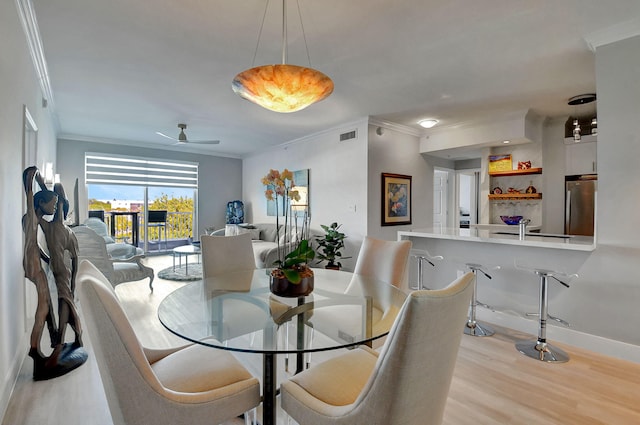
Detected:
left=157, top=263, right=203, bottom=281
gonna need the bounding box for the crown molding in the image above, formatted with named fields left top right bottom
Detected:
left=15, top=0, right=57, bottom=119
left=584, top=17, right=640, bottom=51
left=368, top=118, right=422, bottom=137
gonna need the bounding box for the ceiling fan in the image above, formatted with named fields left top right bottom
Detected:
left=156, top=123, right=220, bottom=145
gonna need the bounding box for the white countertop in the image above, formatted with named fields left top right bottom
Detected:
left=398, top=227, right=595, bottom=251
left=469, top=223, right=542, bottom=231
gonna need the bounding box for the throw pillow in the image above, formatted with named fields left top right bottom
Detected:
left=278, top=231, right=298, bottom=245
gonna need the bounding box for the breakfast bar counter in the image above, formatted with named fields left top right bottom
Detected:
left=396, top=227, right=596, bottom=353
left=398, top=227, right=595, bottom=252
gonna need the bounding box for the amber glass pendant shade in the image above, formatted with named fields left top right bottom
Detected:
left=232, top=64, right=333, bottom=113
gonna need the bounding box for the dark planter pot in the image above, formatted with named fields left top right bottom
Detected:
left=325, top=264, right=340, bottom=270
left=270, top=273, right=314, bottom=298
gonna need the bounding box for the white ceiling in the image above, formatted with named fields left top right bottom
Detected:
left=31, top=0, right=640, bottom=158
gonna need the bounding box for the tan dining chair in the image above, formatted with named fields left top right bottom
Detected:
left=76, top=260, right=261, bottom=425
left=280, top=271, right=475, bottom=425
left=352, top=236, right=412, bottom=290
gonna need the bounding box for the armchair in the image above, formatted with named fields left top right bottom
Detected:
left=84, top=217, right=141, bottom=259
left=72, top=226, right=155, bottom=291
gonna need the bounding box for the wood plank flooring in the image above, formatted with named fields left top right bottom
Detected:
left=3, top=254, right=640, bottom=425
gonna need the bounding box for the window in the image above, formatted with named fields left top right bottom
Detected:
left=85, top=153, right=198, bottom=251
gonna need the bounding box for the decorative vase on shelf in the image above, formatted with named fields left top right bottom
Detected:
left=525, top=181, right=537, bottom=194
left=270, top=268, right=315, bottom=298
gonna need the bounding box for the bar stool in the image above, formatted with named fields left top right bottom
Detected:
left=463, top=262, right=499, bottom=337
left=514, top=263, right=577, bottom=363
left=410, top=250, right=443, bottom=290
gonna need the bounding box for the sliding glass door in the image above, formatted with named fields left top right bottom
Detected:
left=85, top=153, right=198, bottom=253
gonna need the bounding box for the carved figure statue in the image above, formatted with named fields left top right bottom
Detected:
left=22, top=166, right=87, bottom=380
left=42, top=183, right=83, bottom=349
left=22, top=167, right=58, bottom=362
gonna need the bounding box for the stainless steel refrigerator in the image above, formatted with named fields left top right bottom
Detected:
left=565, top=175, right=597, bottom=236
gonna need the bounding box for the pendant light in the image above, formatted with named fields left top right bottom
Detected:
left=232, top=0, right=333, bottom=113
left=568, top=93, right=597, bottom=142
left=573, top=119, right=581, bottom=141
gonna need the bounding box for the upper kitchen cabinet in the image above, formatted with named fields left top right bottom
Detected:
left=565, top=141, right=597, bottom=175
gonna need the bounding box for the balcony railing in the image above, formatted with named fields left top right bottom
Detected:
left=104, top=211, right=194, bottom=249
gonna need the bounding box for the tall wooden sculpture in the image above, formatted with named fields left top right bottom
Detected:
left=22, top=166, right=87, bottom=380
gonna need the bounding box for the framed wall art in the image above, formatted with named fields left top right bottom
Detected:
left=267, top=168, right=309, bottom=216
left=381, top=172, right=411, bottom=226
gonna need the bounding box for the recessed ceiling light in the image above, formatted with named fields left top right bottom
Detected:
left=418, top=119, right=438, bottom=129
left=503, top=140, right=510, bottom=144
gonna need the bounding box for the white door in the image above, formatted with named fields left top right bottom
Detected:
left=433, top=170, right=448, bottom=229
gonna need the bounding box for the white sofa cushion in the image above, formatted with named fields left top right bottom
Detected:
left=252, top=240, right=279, bottom=268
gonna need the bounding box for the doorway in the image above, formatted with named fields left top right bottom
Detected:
left=457, top=170, right=480, bottom=228
left=433, top=168, right=453, bottom=229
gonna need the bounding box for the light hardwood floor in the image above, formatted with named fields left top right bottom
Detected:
left=3, top=255, right=640, bottom=425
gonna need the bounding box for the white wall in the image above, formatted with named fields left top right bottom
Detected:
left=367, top=125, right=432, bottom=239
left=57, top=139, right=243, bottom=236
left=541, top=117, right=567, bottom=234
left=242, top=121, right=432, bottom=270
left=0, top=1, right=58, bottom=416
left=243, top=119, right=369, bottom=271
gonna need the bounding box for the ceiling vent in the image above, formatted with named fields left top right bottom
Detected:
left=339, top=129, right=357, bottom=141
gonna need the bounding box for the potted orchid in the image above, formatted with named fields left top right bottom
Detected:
left=262, top=169, right=315, bottom=296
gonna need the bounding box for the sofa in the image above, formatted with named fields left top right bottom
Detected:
left=210, top=223, right=321, bottom=269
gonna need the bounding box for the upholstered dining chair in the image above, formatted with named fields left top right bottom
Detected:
left=280, top=271, right=475, bottom=425
left=73, top=226, right=155, bottom=291
left=200, top=233, right=268, bottom=343
left=352, top=236, right=412, bottom=291
left=76, top=260, right=261, bottom=425
left=201, top=232, right=256, bottom=278
left=306, top=236, right=412, bottom=354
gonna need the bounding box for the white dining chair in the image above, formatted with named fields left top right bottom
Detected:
left=307, top=236, right=413, bottom=355
left=280, top=271, right=475, bottom=425
left=352, top=236, right=412, bottom=290
left=76, top=260, right=261, bottom=425
left=201, top=233, right=256, bottom=277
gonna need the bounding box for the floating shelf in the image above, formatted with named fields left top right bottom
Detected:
left=488, top=193, right=542, bottom=200
left=489, top=168, right=542, bottom=177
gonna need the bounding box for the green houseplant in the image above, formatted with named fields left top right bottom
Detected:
left=315, top=222, right=351, bottom=270
left=262, top=169, right=315, bottom=296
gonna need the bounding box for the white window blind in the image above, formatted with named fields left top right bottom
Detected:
left=85, top=153, right=198, bottom=188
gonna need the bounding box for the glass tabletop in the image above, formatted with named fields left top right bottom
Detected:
left=158, top=268, right=407, bottom=354
left=172, top=245, right=201, bottom=254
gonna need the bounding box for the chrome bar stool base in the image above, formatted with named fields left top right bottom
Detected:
left=464, top=321, right=494, bottom=337
left=410, top=250, right=443, bottom=290
left=515, top=340, right=569, bottom=363
left=514, top=264, right=576, bottom=363
left=463, top=262, right=498, bottom=338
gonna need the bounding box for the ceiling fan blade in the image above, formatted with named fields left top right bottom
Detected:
left=184, top=139, right=221, bottom=145
left=156, top=131, right=178, bottom=141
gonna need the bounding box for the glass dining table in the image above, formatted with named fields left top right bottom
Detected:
left=157, top=268, right=407, bottom=425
